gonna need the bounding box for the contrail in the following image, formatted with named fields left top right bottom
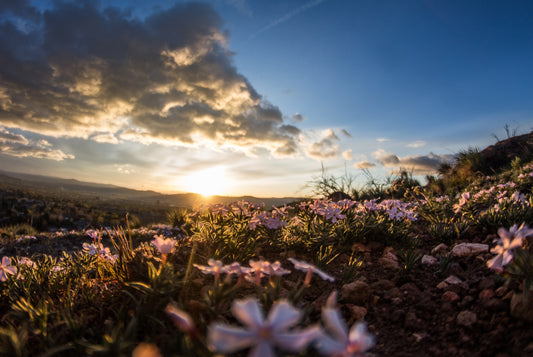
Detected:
left=249, top=0, right=326, bottom=40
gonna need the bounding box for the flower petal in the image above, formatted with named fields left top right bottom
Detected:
left=348, top=322, right=375, bottom=352
left=4, top=265, right=16, bottom=275
left=267, top=300, right=301, bottom=330
left=2, top=256, right=10, bottom=266
left=232, top=298, right=264, bottom=328
left=207, top=323, right=257, bottom=353
left=249, top=342, right=276, bottom=357
left=322, top=308, right=348, bottom=342
left=314, top=333, right=348, bottom=355
left=272, top=326, right=322, bottom=352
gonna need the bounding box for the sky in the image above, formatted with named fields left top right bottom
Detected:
left=1, top=0, right=533, bottom=197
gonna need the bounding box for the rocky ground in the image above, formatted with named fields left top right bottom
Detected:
left=3, top=229, right=533, bottom=357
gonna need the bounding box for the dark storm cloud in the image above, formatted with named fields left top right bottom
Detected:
left=0, top=1, right=302, bottom=156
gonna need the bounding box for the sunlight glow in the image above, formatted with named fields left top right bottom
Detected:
left=183, top=166, right=229, bottom=196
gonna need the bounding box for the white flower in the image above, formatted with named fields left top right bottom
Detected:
left=315, top=292, right=375, bottom=356
left=165, top=303, right=195, bottom=334
left=207, top=298, right=321, bottom=357
left=288, top=258, right=335, bottom=283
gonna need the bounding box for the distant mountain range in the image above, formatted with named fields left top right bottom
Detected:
left=0, top=170, right=304, bottom=209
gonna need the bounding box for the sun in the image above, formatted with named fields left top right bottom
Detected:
left=183, top=166, right=229, bottom=196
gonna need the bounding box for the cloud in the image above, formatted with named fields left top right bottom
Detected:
left=376, top=138, right=390, bottom=143
left=342, top=149, right=352, bottom=161
left=0, top=127, right=74, bottom=161
left=372, top=149, right=453, bottom=174
left=115, top=164, right=136, bottom=174
left=353, top=160, right=376, bottom=169
left=407, top=140, right=426, bottom=148
left=291, top=113, right=305, bottom=122
left=305, top=129, right=340, bottom=160
left=0, top=2, right=303, bottom=158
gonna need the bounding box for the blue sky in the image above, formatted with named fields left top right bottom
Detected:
left=1, top=0, right=532, bottom=197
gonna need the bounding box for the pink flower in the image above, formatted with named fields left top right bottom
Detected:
left=151, top=235, right=176, bottom=254
left=487, top=223, right=533, bottom=272
left=315, top=292, right=375, bottom=356
left=207, top=297, right=321, bottom=357
left=0, top=257, right=17, bottom=282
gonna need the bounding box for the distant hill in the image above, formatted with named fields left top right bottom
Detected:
left=480, top=131, right=533, bottom=171
left=0, top=170, right=304, bottom=209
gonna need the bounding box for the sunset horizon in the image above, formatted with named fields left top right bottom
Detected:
left=1, top=0, right=533, bottom=197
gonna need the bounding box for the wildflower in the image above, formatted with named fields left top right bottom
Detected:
left=0, top=257, right=17, bottom=282
left=166, top=303, right=196, bottom=335
left=487, top=223, right=533, bottom=272
left=288, top=258, right=334, bottom=284
left=323, top=205, right=346, bottom=223
left=194, top=259, right=228, bottom=283
left=151, top=235, right=176, bottom=254
left=263, top=216, right=287, bottom=230
left=207, top=297, right=321, bottom=357
left=249, top=212, right=268, bottom=230
left=18, top=257, right=37, bottom=268
left=315, top=291, right=375, bottom=356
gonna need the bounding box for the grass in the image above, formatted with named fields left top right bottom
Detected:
left=0, top=159, right=532, bottom=356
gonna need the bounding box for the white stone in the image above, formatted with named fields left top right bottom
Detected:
left=444, top=275, right=463, bottom=285
left=431, top=243, right=449, bottom=254
left=451, top=243, right=489, bottom=257
left=421, top=254, right=438, bottom=265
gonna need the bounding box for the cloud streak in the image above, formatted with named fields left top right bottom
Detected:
left=250, top=0, right=325, bottom=39
left=0, top=1, right=306, bottom=158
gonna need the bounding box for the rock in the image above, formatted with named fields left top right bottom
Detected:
left=421, top=254, right=437, bottom=265
left=442, top=291, right=460, bottom=302
left=481, top=298, right=506, bottom=311
left=451, top=243, right=489, bottom=257
left=346, top=304, right=367, bottom=320
left=432, top=243, right=449, bottom=255
left=444, top=275, right=463, bottom=285
left=370, top=279, right=395, bottom=294
left=378, top=254, right=401, bottom=270
left=400, top=282, right=421, bottom=297
left=478, top=277, right=495, bottom=290
left=456, top=310, right=477, bottom=327
left=341, top=280, right=370, bottom=305
left=404, top=311, right=419, bottom=329
left=391, top=309, right=405, bottom=322
left=378, top=257, right=401, bottom=270
left=458, top=295, right=475, bottom=309
left=437, top=281, right=449, bottom=290
left=510, top=292, right=533, bottom=322
left=479, top=289, right=495, bottom=300
left=384, top=287, right=403, bottom=300
left=412, top=332, right=428, bottom=343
